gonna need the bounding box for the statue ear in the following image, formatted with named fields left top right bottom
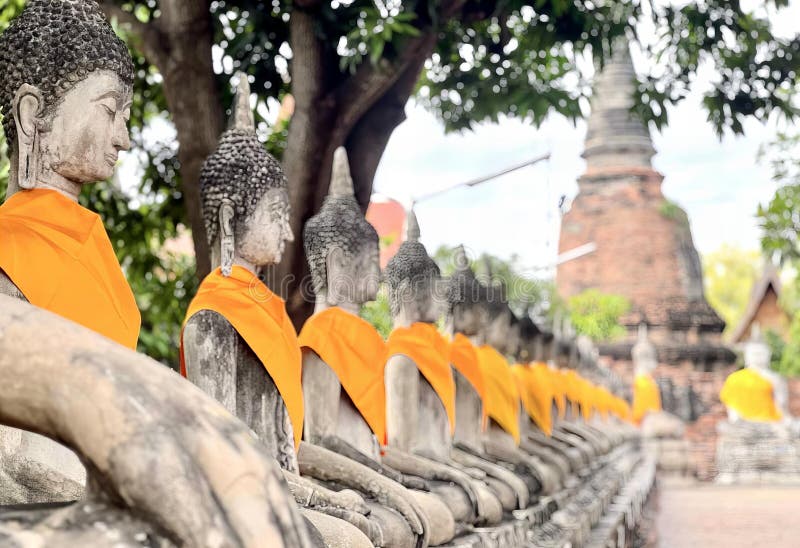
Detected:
left=219, top=200, right=236, bottom=276
left=13, top=85, right=45, bottom=190
left=324, top=247, right=346, bottom=305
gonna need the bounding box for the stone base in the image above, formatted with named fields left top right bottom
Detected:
left=715, top=420, right=800, bottom=483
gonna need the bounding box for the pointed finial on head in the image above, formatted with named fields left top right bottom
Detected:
left=230, top=72, right=255, bottom=131
left=406, top=209, right=420, bottom=242
left=638, top=322, right=648, bottom=342
left=329, top=147, right=355, bottom=197
left=454, top=244, right=469, bottom=272
left=750, top=323, right=763, bottom=343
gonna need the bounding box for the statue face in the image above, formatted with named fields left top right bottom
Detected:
left=39, top=70, right=132, bottom=184
left=452, top=302, right=486, bottom=337
left=745, top=341, right=771, bottom=371
left=238, top=188, right=294, bottom=266
left=485, top=310, right=517, bottom=354
left=407, top=277, right=448, bottom=323
left=327, top=244, right=381, bottom=306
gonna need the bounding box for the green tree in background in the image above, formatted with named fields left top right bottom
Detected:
left=567, top=290, right=630, bottom=343
left=758, top=131, right=800, bottom=376
left=702, top=245, right=762, bottom=333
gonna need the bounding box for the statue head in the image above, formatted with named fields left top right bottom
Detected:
left=744, top=324, right=771, bottom=371
left=576, top=335, right=598, bottom=370
left=446, top=245, right=488, bottom=336
left=632, top=323, right=657, bottom=375
left=384, top=211, right=447, bottom=323
left=517, top=316, right=542, bottom=362
left=199, top=75, right=292, bottom=276
left=303, top=147, right=380, bottom=308
left=0, top=0, right=135, bottom=195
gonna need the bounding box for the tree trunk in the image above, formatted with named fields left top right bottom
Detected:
left=156, top=0, right=223, bottom=279
left=281, top=17, right=437, bottom=326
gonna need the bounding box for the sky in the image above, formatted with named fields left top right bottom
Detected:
left=371, top=1, right=800, bottom=279
left=115, top=0, right=799, bottom=280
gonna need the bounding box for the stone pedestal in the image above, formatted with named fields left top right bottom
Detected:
left=715, top=419, right=800, bottom=484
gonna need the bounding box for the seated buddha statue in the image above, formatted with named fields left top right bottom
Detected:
left=444, top=246, right=530, bottom=513
left=180, top=78, right=372, bottom=546
left=720, top=326, right=786, bottom=423
left=631, top=325, right=663, bottom=424
left=0, top=0, right=141, bottom=503
left=298, top=146, right=432, bottom=547
left=476, top=299, right=561, bottom=496
left=383, top=214, right=502, bottom=533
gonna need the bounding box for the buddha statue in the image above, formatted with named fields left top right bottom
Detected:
left=383, top=214, right=500, bottom=533
left=0, top=0, right=141, bottom=503
left=181, top=78, right=374, bottom=546
left=631, top=325, right=663, bottom=424
left=0, top=294, right=316, bottom=547
left=298, top=147, right=432, bottom=547
left=444, top=246, right=530, bottom=513
left=720, top=326, right=787, bottom=423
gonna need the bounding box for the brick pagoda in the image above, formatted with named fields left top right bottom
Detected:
left=557, top=46, right=737, bottom=479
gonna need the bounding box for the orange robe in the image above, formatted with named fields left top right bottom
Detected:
left=180, top=266, right=304, bottom=448
left=387, top=322, right=456, bottom=434
left=0, top=189, right=140, bottom=349
left=299, top=307, right=388, bottom=444
left=720, top=368, right=781, bottom=422
left=632, top=373, right=662, bottom=424
left=476, top=345, right=520, bottom=444
left=449, top=333, right=486, bottom=403
left=511, top=363, right=554, bottom=435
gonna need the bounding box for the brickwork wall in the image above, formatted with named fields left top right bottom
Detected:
left=558, top=175, right=685, bottom=315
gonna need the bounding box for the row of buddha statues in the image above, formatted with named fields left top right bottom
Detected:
left=0, top=2, right=660, bottom=546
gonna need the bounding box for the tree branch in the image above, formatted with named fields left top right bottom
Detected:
left=99, top=2, right=167, bottom=69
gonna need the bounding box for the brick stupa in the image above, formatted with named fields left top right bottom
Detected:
left=557, top=46, right=734, bottom=369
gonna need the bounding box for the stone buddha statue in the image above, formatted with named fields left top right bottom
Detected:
left=383, top=215, right=500, bottom=532
left=181, top=78, right=374, bottom=546
left=444, top=246, right=530, bottom=513
left=298, top=147, right=433, bottom=547
left=721, top=326, right=787, bottom=423
left=631, top=324, right=663, bottom=424
left=0, top=0, right=141, bottom=504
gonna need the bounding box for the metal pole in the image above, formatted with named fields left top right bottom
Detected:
left=412, top=152, right=551, bottom=205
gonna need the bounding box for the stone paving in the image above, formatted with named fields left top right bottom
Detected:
left=656, top=481, right=800, bottom=547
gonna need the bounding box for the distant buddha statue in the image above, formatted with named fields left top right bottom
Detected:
left=181, top=78, right=372, bottom=545
left=720, top=326, right=786, bottom=423
left=444, top=246, right=530, bottom=513
left=0, top=0, right=141, bottom=504
left=632, top=324, right=662, bottom=424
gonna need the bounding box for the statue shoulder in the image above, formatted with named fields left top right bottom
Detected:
left=0, top=269, right=27, bottom=302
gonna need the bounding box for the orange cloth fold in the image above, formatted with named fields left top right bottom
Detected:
left=299, top=307, right=388, bottom=444
left=477, top=346, right=520, bottom=444
left=449, top=333, right=486, bottom=403
left=632, top=373, right=662, bottom=424
left=387, top=322, right=456, bottom=433
left=0, top=189, right=140, bottom=349
left=180, top=266, right=304, bottom=448
left=550, top=368, right=568, bottom=419
left=720, top=368, right=781, bottom=422
left=511, top=363, right=554, bottom=435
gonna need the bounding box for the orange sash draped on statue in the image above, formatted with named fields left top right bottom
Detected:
left=550, top=368, right=568, bottom=419
left=387, top=322, right=456, bottom=434
left=720, top=368, right=781, bottom=422
left=180, top=266, right=304, bottom=448
left=0, top=189, right=140, bottom=349
left=632, top=373, right=662, bottom=424
left=299, top=307, right=388, bottom=444
left=511, top=363, right=554, bottom=435
left=477, top=345, right=520, bottom=444
left=449, top=333, right=486, bottom=403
